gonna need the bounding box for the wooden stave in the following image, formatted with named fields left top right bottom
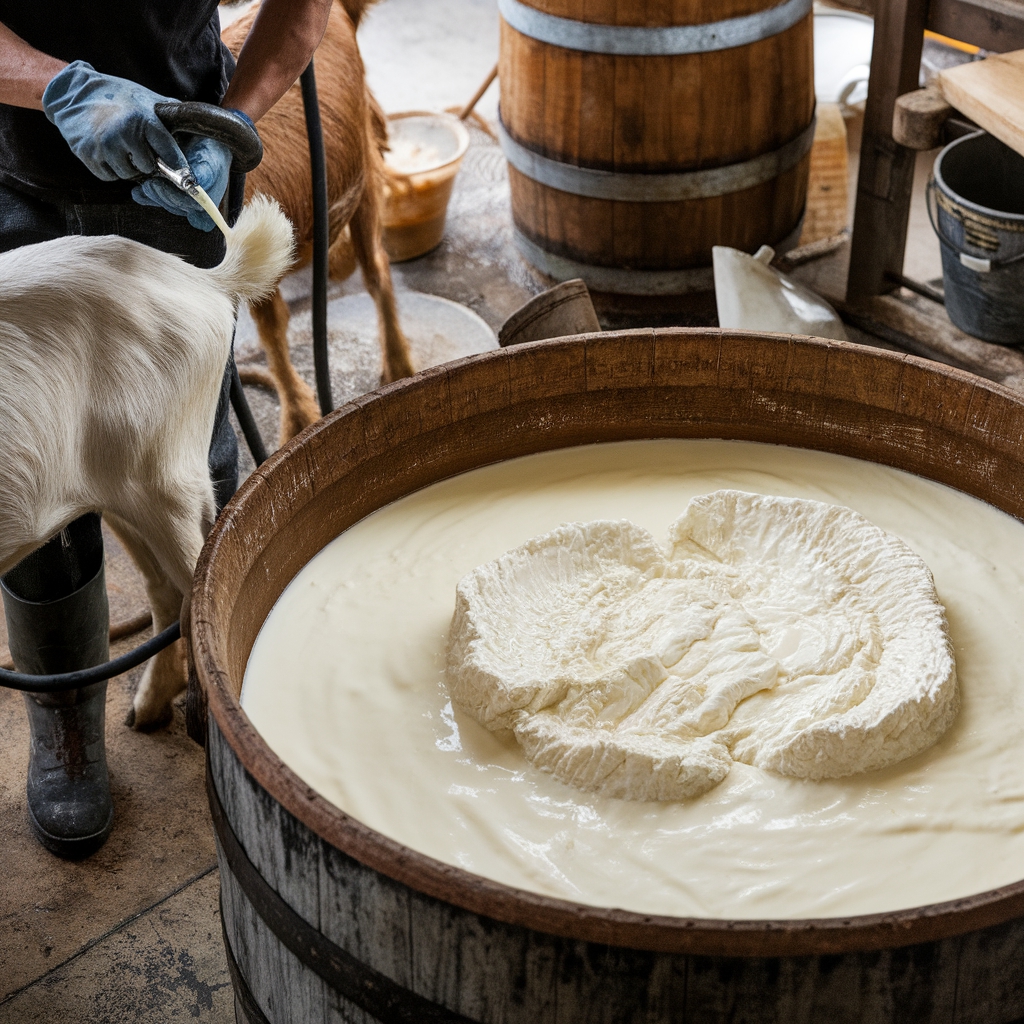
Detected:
left=193, top=329, right=1024, bottom=990
left=507, top=159, right=810, bottom=269
left=498, top=18, right=815, bottom=172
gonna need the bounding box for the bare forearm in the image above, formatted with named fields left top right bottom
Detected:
left=0, top=22, right=65, bottom=110
left=222, top=0, right=332, bottom=123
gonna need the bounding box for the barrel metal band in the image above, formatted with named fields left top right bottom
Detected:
left=498, top=0, right=811, bottom=54
left=513, top=230, right=713, bottom=295
left=513, top=214, right=804, bottom=296
left=208, top=772, right=479, bottom=1024
left=499, top=116, right=816, bottom=203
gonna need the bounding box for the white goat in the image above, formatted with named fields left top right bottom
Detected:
left=0, top=196, right=294, bottom=728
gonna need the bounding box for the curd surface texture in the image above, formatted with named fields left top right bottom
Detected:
left=242, top=441, right=1024, bottom=919
left=447, top=491, right=958, bottom=802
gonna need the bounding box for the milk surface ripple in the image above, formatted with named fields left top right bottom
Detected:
left=242, top=440, right=1024, bottom=920
left=446, top=491, right=958, bottom=801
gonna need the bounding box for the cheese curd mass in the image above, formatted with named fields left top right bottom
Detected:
left=242, top=440, right=1024, bottom=919
left=446, top=492, right=959, bottom=802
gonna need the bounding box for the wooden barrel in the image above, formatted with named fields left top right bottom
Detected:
left=498, top=0, right=816, bottom=294
left=194, top=331, right=1024, bottom=1024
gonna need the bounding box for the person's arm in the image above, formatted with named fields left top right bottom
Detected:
left=222, top=0, right=333, bottom=123
left=0, top=22, right=65, bottom=109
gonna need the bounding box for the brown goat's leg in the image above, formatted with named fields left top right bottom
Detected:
left=329, top=225, right=358, bottom=283
left=251, top=289, right=321, bottom=444
left=349, top=187, right=414, bottom=383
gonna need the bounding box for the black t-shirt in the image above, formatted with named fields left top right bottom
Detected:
left=0, top=2, right=233, bottom=201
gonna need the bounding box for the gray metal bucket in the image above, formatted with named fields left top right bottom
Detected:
left=929, top=131, right=1024, bottom=345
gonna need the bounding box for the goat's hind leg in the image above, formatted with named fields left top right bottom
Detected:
left=106, top=482, right=213, bottom=731
left=105, top=515, right=185, bottom=731
left=251, top=289, right=321, bottom=445
left=349, top=178, right=415, bottom=383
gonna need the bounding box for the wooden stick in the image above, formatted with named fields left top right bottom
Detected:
left=459, top=62, right=498, bottom=121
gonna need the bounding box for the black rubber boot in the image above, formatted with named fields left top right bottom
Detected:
left=1, top=514, right=114, bottom=859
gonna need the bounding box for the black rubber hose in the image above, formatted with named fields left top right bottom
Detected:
left=230, top=362, right=269, bottom=466
left=0, top=621, right=181, bottom=693
left=154, top=101, right=264, bottom=172
left=300, top=59, right=333, bottom=416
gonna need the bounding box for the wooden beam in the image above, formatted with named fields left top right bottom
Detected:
left=928, top=0, right=1024, bottom=53
left=892, top=86, right=954, bottom=148
left=847, top=0, right=929, bottom=301
left=842, top=291, right=1024, bottom=391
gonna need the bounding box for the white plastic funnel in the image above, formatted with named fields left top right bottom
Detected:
left=713, top=245, right=848, bottom=341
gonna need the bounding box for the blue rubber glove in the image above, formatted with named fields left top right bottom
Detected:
left=132, top=134, right=233, bottom=232
left=42, top=61, right=186, bottom=181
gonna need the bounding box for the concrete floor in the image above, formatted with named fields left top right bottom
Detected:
left=0, top=2, right=957, bottom=1019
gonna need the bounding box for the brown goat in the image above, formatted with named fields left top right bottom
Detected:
left=223, top=0, right=414, bottom=444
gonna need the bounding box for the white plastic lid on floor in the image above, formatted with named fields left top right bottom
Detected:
left=813, top=3, right=873, bottom=111
left=287, top=291, right=498, bottom=406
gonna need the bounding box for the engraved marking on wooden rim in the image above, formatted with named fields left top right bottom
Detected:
left=499, top=116, right=816, bottom=202
left=513, top=218, right=805, bottom=295
left=498, top=0, right=812, bottom=54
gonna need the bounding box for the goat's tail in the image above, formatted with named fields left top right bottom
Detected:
left=209, top=194, right=295, bottom=303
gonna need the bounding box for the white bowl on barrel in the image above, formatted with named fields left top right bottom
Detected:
left=191, top=329, right=1024, bottom=1024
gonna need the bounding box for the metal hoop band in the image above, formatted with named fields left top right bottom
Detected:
left=513, top=230, right=714, bottom=295
left=499, top=117, right=815, bottom=203
left=498, top=0, right=812, bottom=55
left=513, top=218, right=805, bottom=295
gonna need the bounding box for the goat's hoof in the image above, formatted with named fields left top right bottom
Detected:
left=278, top=412, right=318, bottom=445
left=277, top=398, right=321, bottom=444
left=128, top=702, right=174, bottom=732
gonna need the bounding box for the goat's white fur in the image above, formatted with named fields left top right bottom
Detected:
left=0, top=196, right=294, bottom=727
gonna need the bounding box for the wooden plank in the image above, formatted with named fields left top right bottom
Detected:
left=788, top=238, right=1024, bottom=392
left=928, top=0, right=1024, bottom=54
left=938, top=49, right=1024, bottom=157
left=777, top=0, right=1024, bottom=49
left=842, top=291, right=1024, bottom=392
left=892, top=87, right=954, bottom=150
left=847, top=0, right=929, bottom=300
left=801, top=102, right=850, bottom=242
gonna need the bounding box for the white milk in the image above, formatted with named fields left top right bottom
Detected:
left=243, top=440, right=1024, bottom=919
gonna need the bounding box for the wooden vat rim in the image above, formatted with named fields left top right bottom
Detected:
left=196, top=329, right=1024, bottom=958
left=497, top=0, right=811, bottom=52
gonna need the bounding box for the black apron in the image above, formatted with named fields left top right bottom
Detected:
left=0, top=1, right=232, bottom=201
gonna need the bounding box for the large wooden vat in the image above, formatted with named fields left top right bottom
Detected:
left=194, top=330, right=1024, bottom=1024
left=498, top=0, right=816, bottom=295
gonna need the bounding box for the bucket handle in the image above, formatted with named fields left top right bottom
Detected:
left=926, top=179, right=1024, bottom=273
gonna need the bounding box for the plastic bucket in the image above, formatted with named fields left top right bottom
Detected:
left=382, top=111, right=470, bottom=262
left=929, top=131, right=1024, bottom=344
